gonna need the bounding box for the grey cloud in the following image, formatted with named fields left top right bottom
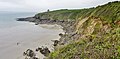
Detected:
left=0, top=0, right=119, bottom=12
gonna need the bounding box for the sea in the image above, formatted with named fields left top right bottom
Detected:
left=0, top=12, right=63, bottom=59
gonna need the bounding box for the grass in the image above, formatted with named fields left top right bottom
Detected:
left=36, top=1, right=120, bottom=23
left=35, top=1, right=120, bottom=59
left=48, top=28, right=120, bottom=59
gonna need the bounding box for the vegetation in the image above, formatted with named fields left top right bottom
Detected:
left=36, top=1, right=120, bottom=23
left=35, top=1, right=120, bottom=59
left=49, top=28, right=120, bottom=59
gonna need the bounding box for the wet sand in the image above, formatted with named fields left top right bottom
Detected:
left=0, top=22, right=63, bottom=59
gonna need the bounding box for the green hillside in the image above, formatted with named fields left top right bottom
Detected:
left=36, top=1, right=120, bottom=23
left=35, top=1, right=120, bottom=59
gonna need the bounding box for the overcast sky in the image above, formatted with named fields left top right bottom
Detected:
left=0, top=0, right=119, bottom=12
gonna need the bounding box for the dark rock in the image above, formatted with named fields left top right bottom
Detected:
left=23, top=49, right=38, bottom=59
left=17, top=17, right=36, bottom=22
left=18, top=14, right=76, bottom=58
left=35, top=23, right=39, bottom=25
left=51, top=40, right=60, bottom=46
left=27, top=17, right=36, bottom=22
left=59, top=33, right=64, bottom=37
left=23, top=49, right=35, bottom=57
left=17, top=18, right=27, bottom=21
left=36, top=46, right=50, bottom=56
left=33, top=57, right=38, bottom=59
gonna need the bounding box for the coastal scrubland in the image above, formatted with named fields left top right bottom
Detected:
left=30, top=1, right=120, bottom=59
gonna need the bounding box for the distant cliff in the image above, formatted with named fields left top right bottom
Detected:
left=35, top=1, right=120, bottom=23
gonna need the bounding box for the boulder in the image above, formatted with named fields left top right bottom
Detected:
left=36, top=46, right=50, bottom=56
left=23, top=49, right=38, bottom=59
left=59, top=33, right=64, bottom=37
left=51, top=40, right=60, bottom=46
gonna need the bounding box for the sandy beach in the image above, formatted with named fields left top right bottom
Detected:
left=0, top=22, right=63, bottom=59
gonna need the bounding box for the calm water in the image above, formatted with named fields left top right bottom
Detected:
left=0, top=12, right=35, bottom=28
left=0, top=12, right=63, bottom=59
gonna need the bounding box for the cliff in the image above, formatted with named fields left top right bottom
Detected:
left=45, top=1, right=120, bottom=59
left=18, top=1, right=120, bottom=59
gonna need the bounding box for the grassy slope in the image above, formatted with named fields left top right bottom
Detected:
left=36, top=1, right=120, bottom=59
left=35, top=8, right=94, bottom=21
left=36, top=1, right=120, bottom=23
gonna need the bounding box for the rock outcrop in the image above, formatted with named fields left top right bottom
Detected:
left=18, top=1, right=120, bottom=59
left=36, top=46, right=50, bottom=57
left=23, top=49, right=38, bottom=59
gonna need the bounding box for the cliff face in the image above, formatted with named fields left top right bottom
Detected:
left=34, top=1, right=120, bottom=59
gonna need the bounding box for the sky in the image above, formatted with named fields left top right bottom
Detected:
left=0, top=0, right=119, bottom=12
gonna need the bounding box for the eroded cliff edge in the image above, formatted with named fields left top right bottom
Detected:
left=18, top=1, right=120, bottom=59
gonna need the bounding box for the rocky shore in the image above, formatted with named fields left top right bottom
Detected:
left=17, top=16, right=77, bottom=43
left=17, top=1, right=120, bottom=59
left=17, top=16, right=78, bottom=59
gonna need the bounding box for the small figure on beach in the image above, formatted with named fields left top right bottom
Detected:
left=17, top=42, right=20, bottom=45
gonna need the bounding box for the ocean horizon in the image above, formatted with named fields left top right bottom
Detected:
left=0, top=12, right=36, bottom=28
